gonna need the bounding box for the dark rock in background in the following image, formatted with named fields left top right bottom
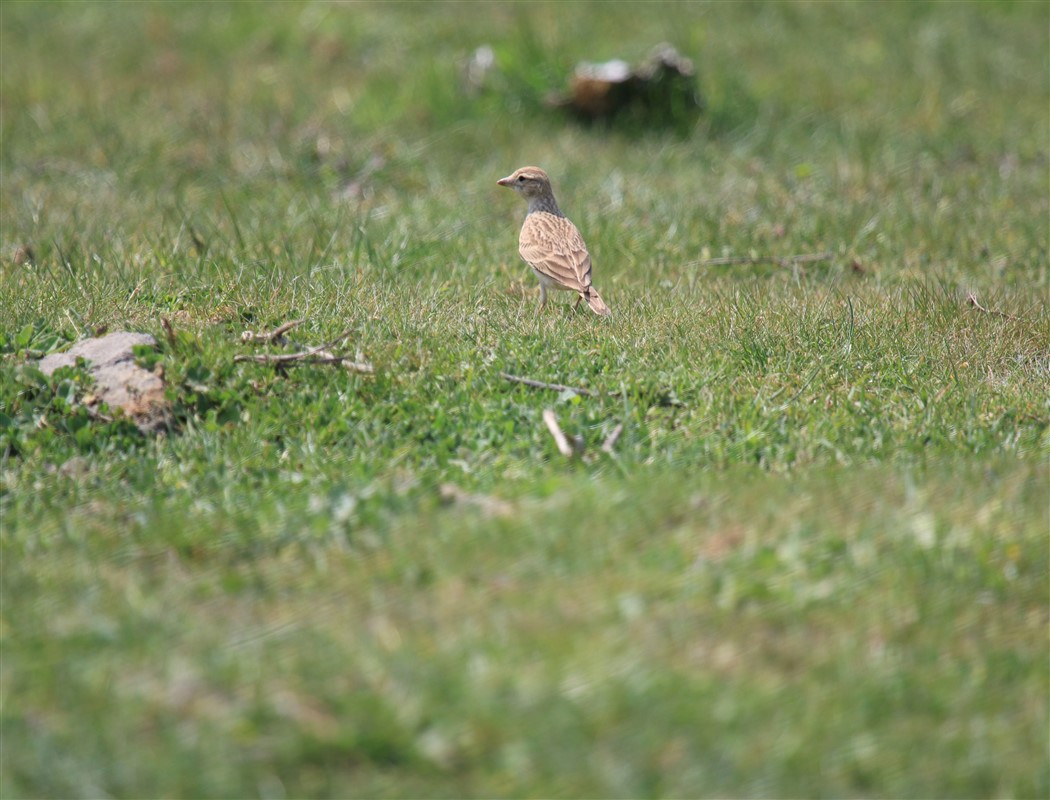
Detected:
left=548, top=43, right=703, bottom=126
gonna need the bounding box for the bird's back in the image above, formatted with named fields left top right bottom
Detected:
left=518, top=211, right=593, bottom=292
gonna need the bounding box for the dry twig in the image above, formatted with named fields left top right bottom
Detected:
left=543, top=409, right=583, bottom=458
left=234, top=331, right=374, bottom=373
left=501, top=372, right=598, bottom=396
left=241, top=319, right=303, bottom=344
left=502, top=372, right=683, bottom=407
left=966, top=291, right=1017, bottom=321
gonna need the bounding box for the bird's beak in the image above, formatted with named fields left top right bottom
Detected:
left=496, top=175, right=514, bottom=187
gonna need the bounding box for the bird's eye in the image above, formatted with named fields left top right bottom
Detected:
left=517, top=175, right=526, bottom=182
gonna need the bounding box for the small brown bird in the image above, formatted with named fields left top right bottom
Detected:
left=497, top=166, right=611, bottom=316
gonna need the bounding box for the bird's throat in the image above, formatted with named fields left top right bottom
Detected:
left=526, top=195, right=563, bottom=216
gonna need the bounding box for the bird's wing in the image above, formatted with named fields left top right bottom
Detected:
left=519, top=212, right=592, bottom=292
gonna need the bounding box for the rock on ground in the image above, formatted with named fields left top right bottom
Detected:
left=38, top=332, right=169, bottom=432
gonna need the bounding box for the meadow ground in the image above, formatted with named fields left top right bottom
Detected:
left=2, top=2, right=1048, bottom=797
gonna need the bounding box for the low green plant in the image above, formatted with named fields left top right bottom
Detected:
left=1, top=2, right=1047, bottom=797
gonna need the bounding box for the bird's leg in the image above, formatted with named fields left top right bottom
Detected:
left=573, top=295, right=583, bottom=312
left=537, top=284, right=548, bottom=314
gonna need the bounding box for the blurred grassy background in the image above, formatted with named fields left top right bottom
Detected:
left=2, top=1, right=1048, bottom=797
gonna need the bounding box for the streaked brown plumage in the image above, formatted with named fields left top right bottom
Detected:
left=497, top=166, right=611, bottom=316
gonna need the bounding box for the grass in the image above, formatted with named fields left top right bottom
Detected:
left=2, top=1, right=1048, bottom=797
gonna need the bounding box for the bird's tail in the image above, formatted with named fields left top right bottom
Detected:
left=584, top=288, right=611, bottom=316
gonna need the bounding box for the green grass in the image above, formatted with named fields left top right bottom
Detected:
left=2, top=1, right=1048, bottom=797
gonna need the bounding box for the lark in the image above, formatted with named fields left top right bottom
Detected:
left=497, top=166, right=611, bottom=316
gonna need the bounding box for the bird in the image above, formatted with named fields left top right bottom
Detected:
left=497, top=166, right=611, bottom=316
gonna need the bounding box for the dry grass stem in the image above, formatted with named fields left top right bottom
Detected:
left=966, top=291, right=1018, bottom=320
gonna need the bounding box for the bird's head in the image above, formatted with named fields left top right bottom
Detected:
left=497, top=166, right=553, bottom=199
